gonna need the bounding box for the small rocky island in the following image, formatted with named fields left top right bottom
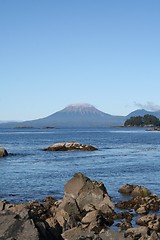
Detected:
left=44, top=142, right=98, bottom=151
left=124, top=114, right=160, bottom=128
left=0, top=173, right=160, bottom=240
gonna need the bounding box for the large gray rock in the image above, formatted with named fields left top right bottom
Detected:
left=0, top=200, right=62, bottom=240
left=45, top=142, right=98, bottom=151
left=56, top=173, right=115, bottom=232
left=0, top=211, right=40, bottom=240
left=0, top=147, right=8, bottom=157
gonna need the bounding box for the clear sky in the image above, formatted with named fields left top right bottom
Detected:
left=0, top=0, right=160, bottom=121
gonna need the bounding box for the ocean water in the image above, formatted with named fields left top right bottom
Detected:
left=0, top=127, right=160, bottom=204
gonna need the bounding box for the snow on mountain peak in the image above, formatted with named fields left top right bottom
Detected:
left=68, top=103, right=94, bottom=108
left=62, top=103, right=99, bottom=114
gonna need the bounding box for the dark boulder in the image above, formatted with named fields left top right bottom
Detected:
left=0, top=206, right=40, bottom=240
left=118, top=184, right=136, bottom=195
left=118, top=184, right=151, bottom=197
left=0, top=147, right=8, bottom=157
left=0, top=200, right=62, bottom=240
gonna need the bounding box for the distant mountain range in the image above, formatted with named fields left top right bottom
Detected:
left=1, top=104, right=160, bottom=128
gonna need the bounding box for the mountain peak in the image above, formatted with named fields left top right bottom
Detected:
left=67, top=103, right=94, bottom=108
left=62, top=103, right=98, bottom=113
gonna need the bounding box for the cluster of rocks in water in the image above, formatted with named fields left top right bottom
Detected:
left=1, top=173, right=160, bottom=240
left=147, top=127, right=160, bottom=131
left=0, top=142, right=97, bottom=159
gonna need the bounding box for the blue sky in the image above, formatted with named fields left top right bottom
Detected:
left=0, top=0, right=160, bottom=120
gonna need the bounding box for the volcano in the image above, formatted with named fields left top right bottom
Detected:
left=0, top=104, right=124, bottom=128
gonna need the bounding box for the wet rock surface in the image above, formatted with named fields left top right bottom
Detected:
left=0, top=147, right=8, bottom=157
left=118, top=184, right=151, bottom=197
left=44, top=142, right=98, bottom=151
left=0, top=173, right=160, bottom=239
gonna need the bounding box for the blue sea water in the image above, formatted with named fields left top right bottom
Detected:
left=0, top=127, right=160, bottom=204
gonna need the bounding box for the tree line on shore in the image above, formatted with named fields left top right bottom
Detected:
left=124, top=114, right=160, bottom=127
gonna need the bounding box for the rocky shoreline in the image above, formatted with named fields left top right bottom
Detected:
left=0, top=173, right=160, bottom=240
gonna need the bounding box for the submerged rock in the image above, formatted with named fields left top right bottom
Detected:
left=44, top=142, right=98, bottom=151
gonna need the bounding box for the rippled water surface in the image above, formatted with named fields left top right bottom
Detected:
left=0, top=128, right=160, bottom=203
